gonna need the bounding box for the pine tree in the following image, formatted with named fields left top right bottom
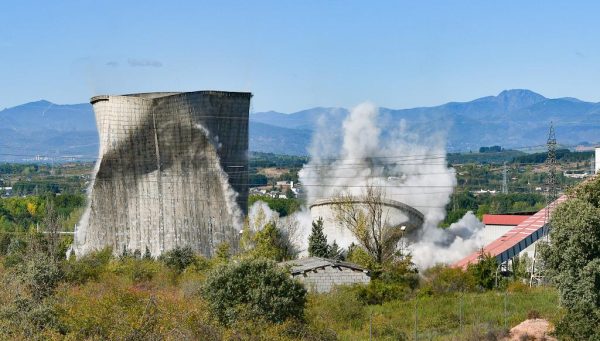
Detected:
left=328, top=240, right=344, bottom=261
left=308, top=218, right=329, bottom=258
left=143, top=246, right=152, bottom=259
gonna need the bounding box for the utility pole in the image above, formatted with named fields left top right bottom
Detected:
left=502, top=162, right=508, bottom=194
left=530, top=122, right=558, bottom=286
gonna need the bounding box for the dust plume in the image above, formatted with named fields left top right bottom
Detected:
left=298, top=102, right=486, bottom=268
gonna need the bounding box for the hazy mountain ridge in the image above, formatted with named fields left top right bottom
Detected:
left=251, top=89, right=600, bottom=152
left=1, top=89, right=599, bottom=160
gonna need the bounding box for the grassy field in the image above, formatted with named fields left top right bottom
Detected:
left=308, top=287, right=561, bottom=340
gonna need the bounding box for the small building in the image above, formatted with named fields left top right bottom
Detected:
left=0, top=187, right=12, bottom=197
left=482, top=214, right=536, bottom=258
left=280, top=257, right=370, bottom=293
left=472, top=189, right=497, bottom=195
left=563, top=170, right=589, bottom=179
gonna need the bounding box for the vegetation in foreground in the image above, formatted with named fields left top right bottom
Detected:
left=0, top=197, right=566, bottom=340
left=0, top=241, right=562, bottom=340
left=0, top=156, right=597, bottom=340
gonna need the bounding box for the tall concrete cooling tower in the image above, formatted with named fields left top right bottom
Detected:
left=73, top=91, right=251, bottom=257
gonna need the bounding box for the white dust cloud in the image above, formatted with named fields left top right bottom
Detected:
left=297, top=102, right=487, bottom=268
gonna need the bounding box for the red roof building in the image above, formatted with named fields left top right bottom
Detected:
left=482, top=214, right=531, bottom=226
left=454, top=196, right=568, bottom=269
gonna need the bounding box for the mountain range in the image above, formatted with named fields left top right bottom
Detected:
left=1, top=89, right=599, bottom=161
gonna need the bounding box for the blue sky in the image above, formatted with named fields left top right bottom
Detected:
left=1, top=1, right=599, bottom=112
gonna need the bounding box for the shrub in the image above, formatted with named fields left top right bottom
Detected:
left=306, top=287, right=365, bottom=330
left=346, top=244, right=377, bottom=272
left=109, top=257, right=162, bottom=283
left=63, top=247, right=112, bottom=284
left=0, top=296, right=63, bottom=338
left=247, top=221, right=297, bottom=261
left=203, top=258, right=307, bottom=326
left=21, top=255, right=63, bottom=301
left=354, top=280, right=411, bottom=305
left=380, top=258, right=420, bottom=290
left=0, top=232, right=12, bottom=255
left=3, top=237, right=27, bottom=268
left=159, top=246, right=196, bottom=273
left=421, top=264, right=476, bottom=295
left=467, top=253, right=498, bottom=290
left=507, top=280, right=529, bottom=293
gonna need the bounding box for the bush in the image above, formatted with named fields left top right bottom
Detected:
left=467, top=253, right=499, bottom=290
left=306, top=287, right=366, bottom=330
left=159, top=246, right=196, bottom=273
left=203, top=258, right=307, bottom=326
left=109, top=258, right=162, bottom=283
left=507, top=280, right=529, bottom=293
left=63, top=248, right=112, bottom=284
left=379, top=258, right=420, bottom=290
left=0, top=296, right=63, bottom=339
left=421, top=265, right=476, bottom=295
left=20, top=255, right=63, bottom=301
left=3, top=237, right=27, bottom=268
left=554, top=306, right=600, bottom=340
left=354, top=280, right=411, bottom=305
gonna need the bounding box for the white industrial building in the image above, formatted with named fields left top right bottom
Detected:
left=481, top=214, right=537, bottom=258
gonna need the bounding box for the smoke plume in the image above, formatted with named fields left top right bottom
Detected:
left=298, top=102, right=486, bottom=268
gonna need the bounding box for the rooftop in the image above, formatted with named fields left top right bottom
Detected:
left=482, top=214, right=531, bottom=226
left=280, top=257, right=369, bottom=275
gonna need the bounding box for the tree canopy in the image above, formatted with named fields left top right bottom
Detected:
left=308, top=218, right=329, bottom=258
left=541, top=177, right=600, bottom=339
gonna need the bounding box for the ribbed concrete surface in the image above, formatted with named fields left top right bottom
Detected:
left=74, top=91, right=251, bottom=257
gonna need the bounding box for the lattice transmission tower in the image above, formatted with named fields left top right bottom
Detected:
left=530, top=122, right=559, bottom=286
left=544, top=122, right=559, bottom=220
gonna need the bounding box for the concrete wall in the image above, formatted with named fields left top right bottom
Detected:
left=74, top=91, right=251, bottom=257
left=309, top=199, right=423, bottom=249
left=484, top=224, right=536, bottom=258
left=292, top=265, right=370, bottom=293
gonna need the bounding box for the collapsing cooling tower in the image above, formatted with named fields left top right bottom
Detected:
left=309, top=198, right=425, bottom=248
left=73, top=91, right=251, bottom=257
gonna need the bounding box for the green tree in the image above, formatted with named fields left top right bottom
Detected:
left=331, top=186, right=404, bottom=264
left=215, top=242, right=231, bottom=263
left=308, top=218, right=329, bottom=258
left=203, top=258, right=307, bottom=326
left=467, top=252, right=498, bottom=290
left=249, top=221, right=295, bottom=261
left=159, top=246, right=196, bottom=273
left=540, top=177, right=600, bottom=339
left=328, top=240, right=344, bottom=261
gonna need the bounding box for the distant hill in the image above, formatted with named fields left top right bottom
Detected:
left=0, top=100, right=98, bottom=161
left=251, top=89, right=600, bottom=153
left=1, top=89, right=599, bottom=161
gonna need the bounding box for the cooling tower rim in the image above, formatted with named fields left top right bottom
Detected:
left=309, top=198, right=424, bottom=221
left=90, top=90, right=252, bottom=104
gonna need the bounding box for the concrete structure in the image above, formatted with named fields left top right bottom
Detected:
left=563, top=170, right=589, bottom=179
left=480, top=214, right=537, bottom=258
left=454, top=195, right=568, bottom=269
left=281, top=257, right=370, bottom=293
left=74, top=91, right=251, bottom=257
left=481, top=214, right=531, bottom=243
left=309, top=198, right=424, bottom=248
